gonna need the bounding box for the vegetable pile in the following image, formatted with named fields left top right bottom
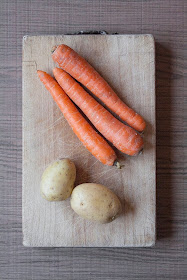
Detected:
left=38, top=44, right=146, bottom=223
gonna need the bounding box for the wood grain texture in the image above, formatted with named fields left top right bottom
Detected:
left=0, top=0, right=186, bottom=279
left=22, top=34, right=155, bottom=247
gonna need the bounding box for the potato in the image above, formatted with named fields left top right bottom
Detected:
left=40, top=159, right=76, bottom=201
left=71, top=183, right=122, bottom=223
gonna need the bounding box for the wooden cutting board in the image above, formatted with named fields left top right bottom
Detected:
left=22, top=34, right=155, bottom=247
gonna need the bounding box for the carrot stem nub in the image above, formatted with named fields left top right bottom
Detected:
left=51, top=45, right=57, bottom=54
left=113, top=160, right=121, bottom=169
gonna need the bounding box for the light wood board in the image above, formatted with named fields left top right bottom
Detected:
left=22, top=35, right=155, bottom=247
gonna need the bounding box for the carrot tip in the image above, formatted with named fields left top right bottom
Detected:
left=51, top=45, right=58, bottom=54
left=113, top=160, right=121, bottom=169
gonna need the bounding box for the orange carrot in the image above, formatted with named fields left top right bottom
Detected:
left=37, top=70, right=117, bottom=166
left=53, top=68, right=144, bottom=156
left=52, top=44, right=146, bottom=132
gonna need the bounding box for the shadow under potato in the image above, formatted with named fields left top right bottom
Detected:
left=120, top=197, right=136, bottom=218
left=74, top=162, right=91, bottom=186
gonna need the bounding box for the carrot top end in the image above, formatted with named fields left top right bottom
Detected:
left=51, top=45, right=58, bottom=54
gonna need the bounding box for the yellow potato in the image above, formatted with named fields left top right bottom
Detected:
left=40, top=159, right=76, bottom=201
left=71, top=183, right=122, bottom=223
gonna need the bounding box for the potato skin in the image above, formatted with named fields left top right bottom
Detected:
left=40, top=159, right=76, bottom=201
left=70, top=183, right=122, bottom=223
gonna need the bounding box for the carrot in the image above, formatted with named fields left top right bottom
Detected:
left=53, top=68, right=144, bottom=156
left=37, top=70, right=117, bottom=166
left=52, top=44, right=146, bottom=132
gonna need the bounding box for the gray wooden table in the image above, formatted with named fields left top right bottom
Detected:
left=0, top=0, right=186, bottom=279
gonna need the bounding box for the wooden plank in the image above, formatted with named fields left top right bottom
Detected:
left=22, top=35, right=155, bottom=247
